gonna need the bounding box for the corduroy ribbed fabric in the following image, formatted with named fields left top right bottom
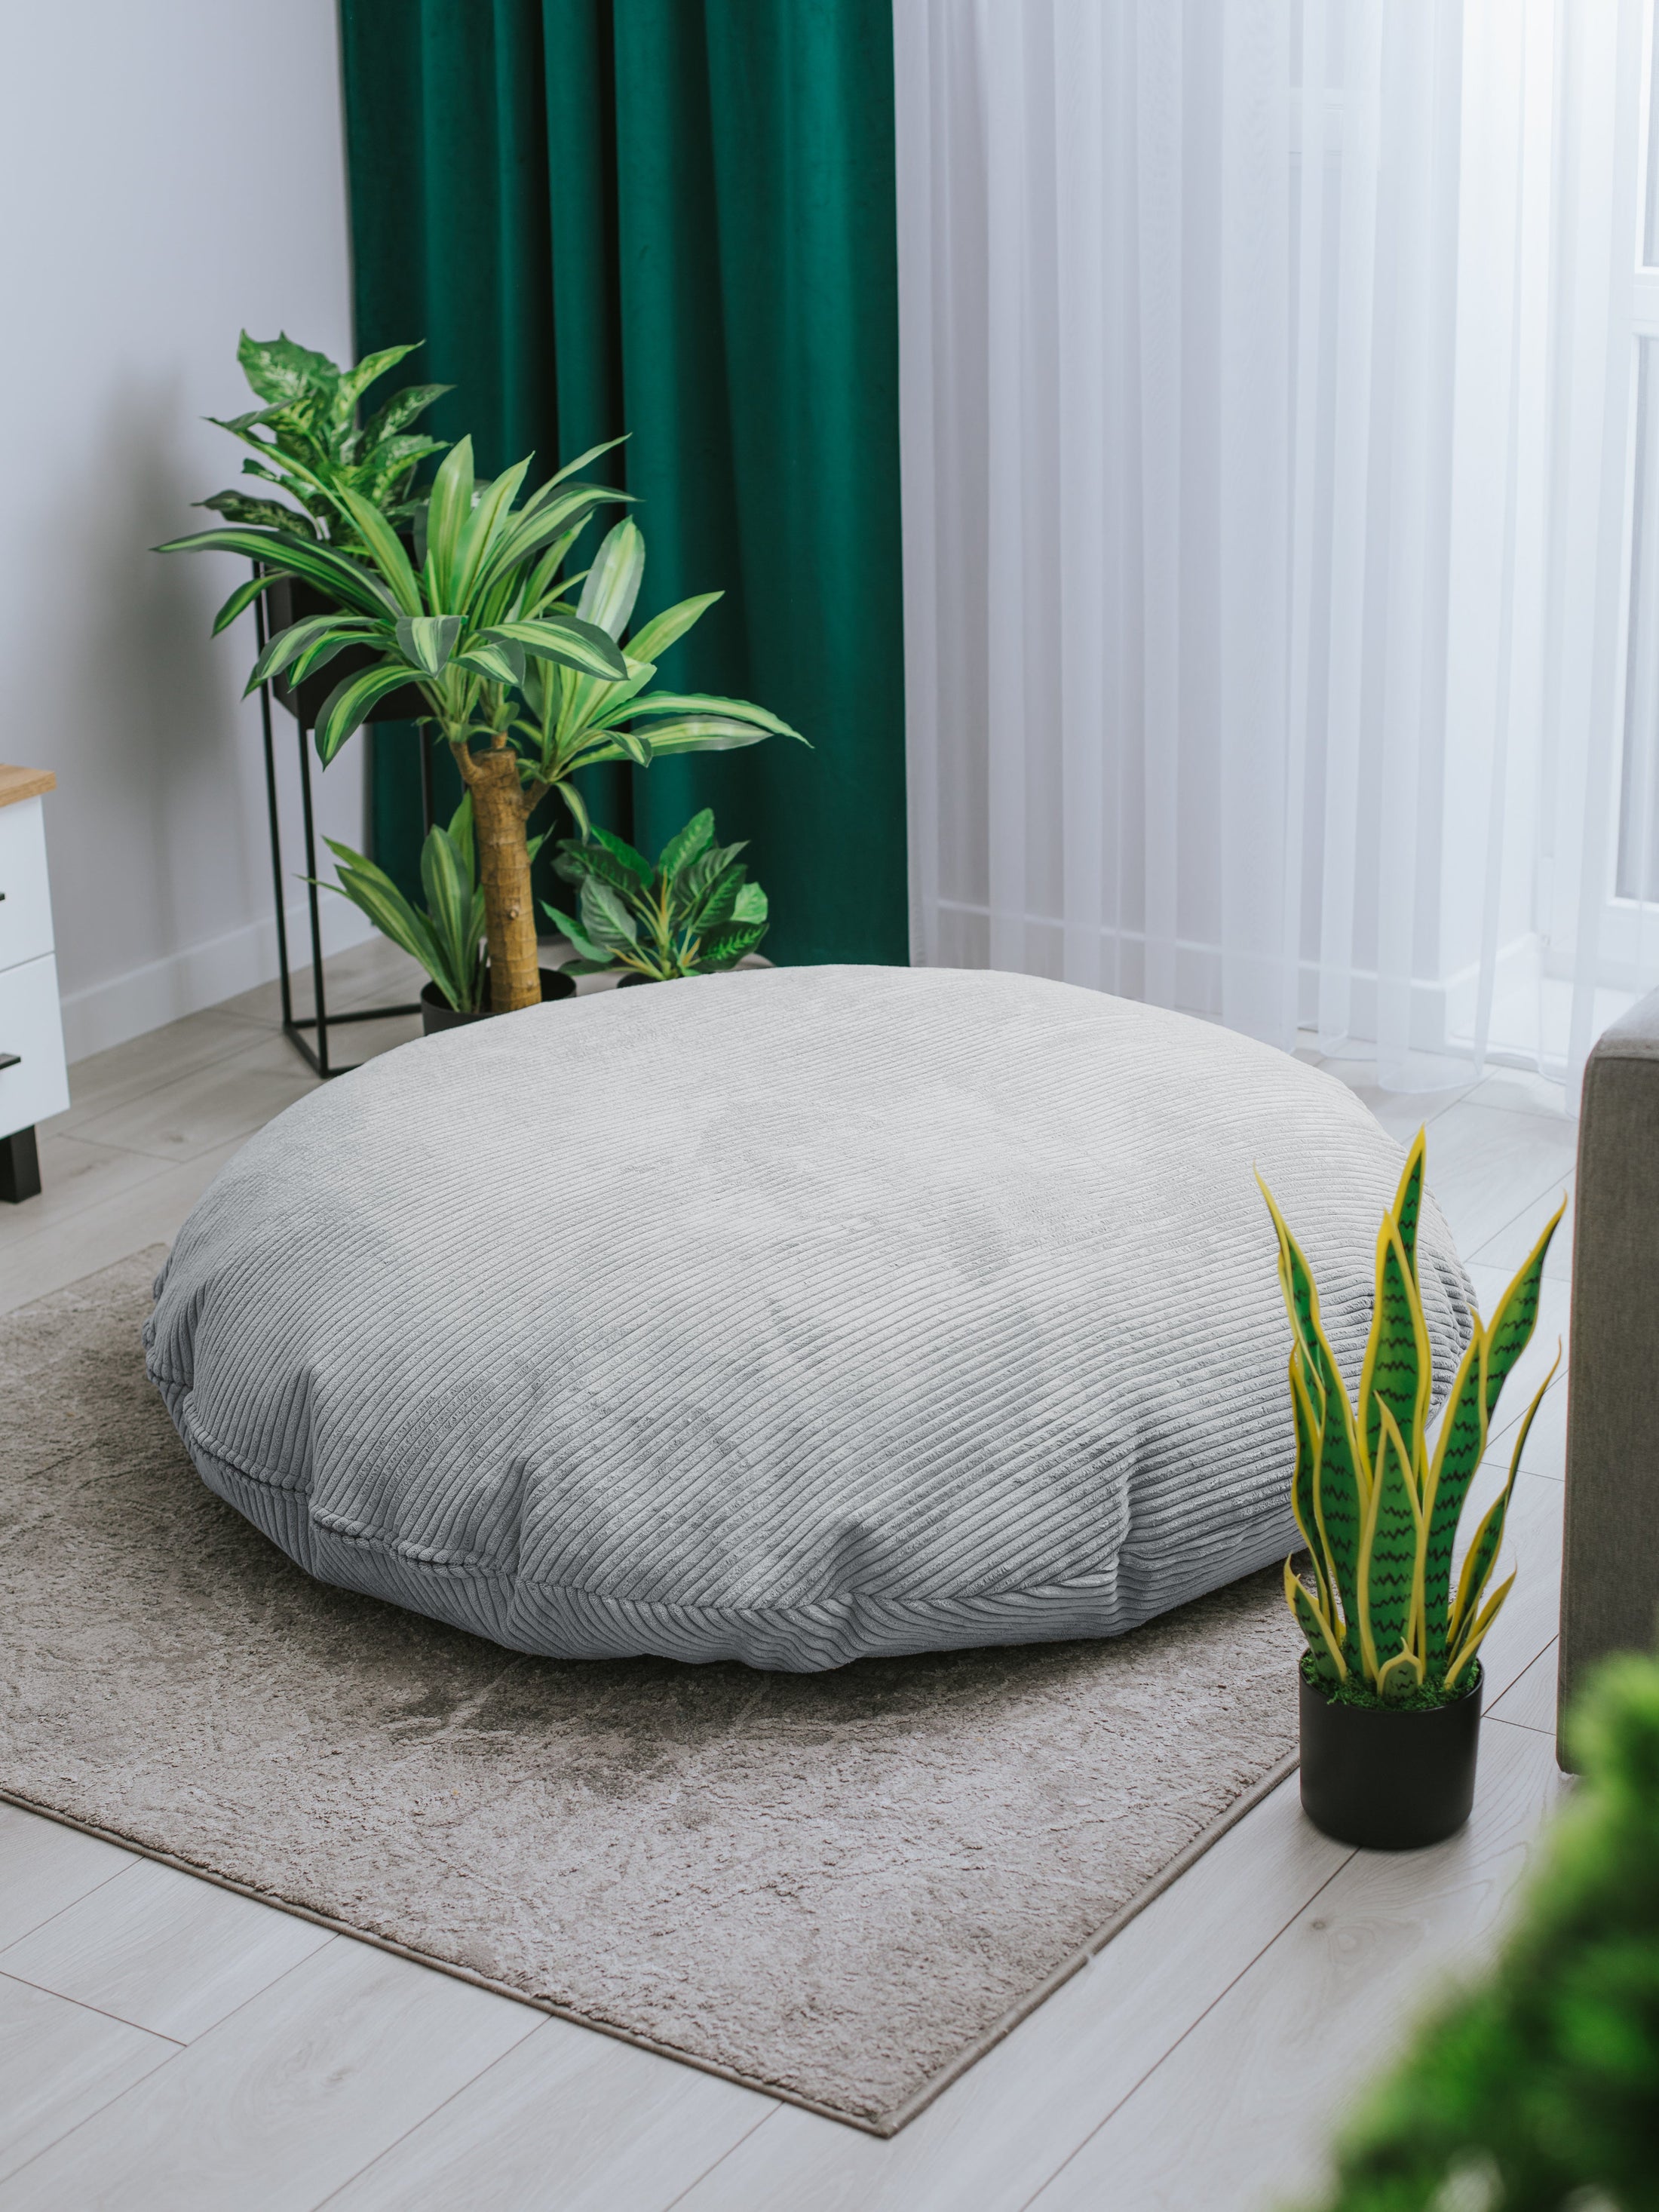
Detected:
left=146, top=967, right=1474, bottom=1671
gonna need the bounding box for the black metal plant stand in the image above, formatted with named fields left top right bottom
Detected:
left=254, top=578, right=434, bottom=1078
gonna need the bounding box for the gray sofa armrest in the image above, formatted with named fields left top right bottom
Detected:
left=1558, top=986, right=1659, bottom=1763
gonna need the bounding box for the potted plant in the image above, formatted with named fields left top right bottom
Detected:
left=158, top=439, right=803, bottom=1016
left=320, top=799, right=574, bottom=1033
left=1259, top=1131, right=1565, bottom=1850
left=544, top=809, right=769, bottom=983
left=200, top=330, right=451, bottom=544
left=1310, top=1646, right=1659, bottom=2210
left=200, top=330, right=451, bottom=723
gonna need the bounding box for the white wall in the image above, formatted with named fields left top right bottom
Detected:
left=0, top=0, right=375, bottom=1063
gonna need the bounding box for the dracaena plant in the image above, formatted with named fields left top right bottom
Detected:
left=159, top=435, right=636, bottom=1011
left=159, top=434, right=805, bottom=1016
left=1259, top=1131, right=1564, bottom=1708
left=320, top=796, right=544, bottom=1016
left=199, top=330, right=452, bottom=544
left=544, top=810, right=768, bottom=981
left=508, top=515, right=805, bottom=839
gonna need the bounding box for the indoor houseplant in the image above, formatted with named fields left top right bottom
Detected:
left=544, top=809, right=768, bottom=983
left=158, top=439, right=803, bottom=1014
left=199, top=330, right=453, bottom=726
left=198, top=330, right=451, bottom=543
left=320, top=798, right=572, bottom=1033
left=1259, top=1131, right=1565, bottom=1849
left=1308, top=1646, right=1659, bottom=2211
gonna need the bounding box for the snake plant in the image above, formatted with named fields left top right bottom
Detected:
left=198, top=330, right=451, bottom=544
left=544, top=809, right=768, bottom=980
left=1259, top=1131, right=1564, bottom=1707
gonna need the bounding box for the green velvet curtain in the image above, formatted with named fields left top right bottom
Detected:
left=337, top=0, right=907, bottom=968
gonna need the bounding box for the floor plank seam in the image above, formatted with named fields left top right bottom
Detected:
left=0, top=2041, right=182, bottom=2195
left=658, top=2109, right=788, bottom=2212
left=304, top=2015, right=557, bottom=2212
left=0, top=1963, right=187, bottom=2047
left=870, top=1747, right=1308, bottom=2137
left=1009, top=1848, right=1360, bottom=2211
left=0, top=1847, right=137, bottom=1953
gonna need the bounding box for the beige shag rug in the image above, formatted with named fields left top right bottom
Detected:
left=0, top=1253, right=1299, bottom=2133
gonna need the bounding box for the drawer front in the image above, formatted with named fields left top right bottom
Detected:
left=0, top=952, right=69, bottom=1134
left=0, top=796, right=55, bottom=972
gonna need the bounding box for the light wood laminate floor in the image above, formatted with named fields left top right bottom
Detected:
left=0, top=945, right=1581, bottom=2210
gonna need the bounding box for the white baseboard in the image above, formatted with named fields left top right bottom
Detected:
left=59, top=899, right=379, bottom=1066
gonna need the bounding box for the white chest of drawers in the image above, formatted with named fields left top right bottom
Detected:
left=0, top=765, right=69, bottom=1201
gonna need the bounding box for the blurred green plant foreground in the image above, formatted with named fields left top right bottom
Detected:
left=1305, top=1650, right=1659, bottom=2212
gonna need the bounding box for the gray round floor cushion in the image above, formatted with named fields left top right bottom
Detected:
left=147, top=965, right=1474, bottom=1674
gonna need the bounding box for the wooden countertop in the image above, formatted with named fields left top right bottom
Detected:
left=0, top=765, right=56, bottom=808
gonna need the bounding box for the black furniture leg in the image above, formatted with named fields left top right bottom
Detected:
left=251, top=560, right=424, bottom=1079
left=0, top=1124, right=41, bottom=1204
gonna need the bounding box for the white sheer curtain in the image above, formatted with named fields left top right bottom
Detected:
left=894, top=0, right=1648, bottom=1094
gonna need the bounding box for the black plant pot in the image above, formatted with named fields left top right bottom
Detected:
left=419, top=968, right=575, bottom=1037
left=1299, top=1666, right=1483, bottom=1850
left=265, top=573, right=427, bottom=728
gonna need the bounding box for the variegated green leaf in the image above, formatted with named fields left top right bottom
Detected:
left=451, top=456, right=532, bottom=609
left=1481, top=1199, right=1566, bottom=1424
left=658, top=809, right=716, bottom=878
left=1446, top=1346, right=1558, bottom=1671
left=1392, top=1127, right=1427, bottom=1283
left=590, top=826, right=653, bottom=883
left=1376, top=1647, right=1425, bottom=1703
left=1285, top=1560, right=1347, bottom=1684
left=420, top=824, right=475, bottom=981
left=289, top=632, right=363, bottom=686
left=580, top=877, right=639, bottom=949
left=244, top=613, right=362, bottom=695
left=211, top=571, right=284, bottom=636
left=541, top=903, right=610, bottom=965
left=626, top=716, right=776, bottom=756
left=554, top=779, right=592, bottom=840
left=1446, top=1570, right=1515, bottom=1692
left=487, top=616, right=627, bottom=680
left=617, top=691, right=804, bottom=739
left=320, top=837, right=446, bottom=991
left=333, top=339, right=421, bottom=417
left=695, top=918, right=768, bottom=967
left=1358, top=1216, right=1431, bottom=1476
left=423, top=435, right=474, bottom=601
left=155, top=526, right=394, bottom=619
left=394, top=615, right=462, bottom=677
left=1358, top=1402, right=1422, bottom=1688
left=332, top=486, right=423, bottom=614
left=314, top=661, right=422, bottom=764
left=1421, top=1331, right=1491, bottom=1674
left=1288, top=1354, right=1336, bottom=1626
left=1256, top=1177, right=1327, bottom=1422
left=452, top=641, right=525, bottom=687
left=577, top=519, right=646, bottom=641
left=623, top=591, right=721, bottom=667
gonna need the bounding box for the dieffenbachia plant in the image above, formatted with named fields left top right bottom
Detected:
left=198, top=330, right=452, bottom=545
left=1259, top=1131, right=1564, bottom=1706
left=544, top=809, right=768, bottom=981
left=159, top=439, right=803, bottom=1015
